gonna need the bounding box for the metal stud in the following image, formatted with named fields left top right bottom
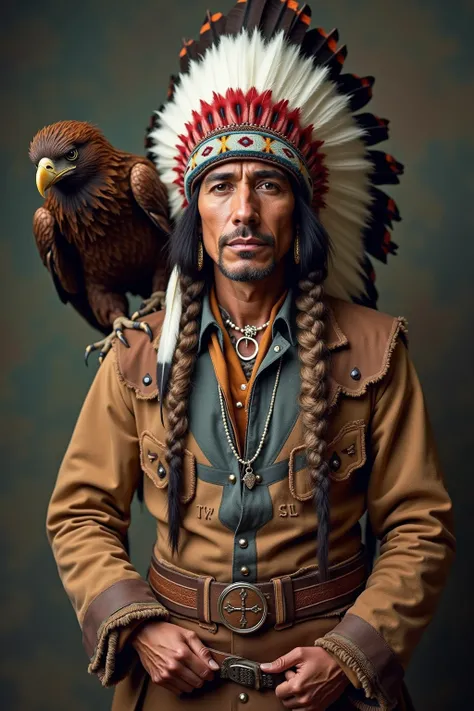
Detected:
left=229, top=474, right=237, bottom=484
left=240, top=566, right=250, bottom=576
left=273, top=345, right=281, bottom=353
left=240, top=383, right=247, bottom=391
left=330, top=452, right=341, bottom=472
left=238, top=537, right=248, bottom=549
left=236, top=401, right=243, bottom=409
left=143, top=373, right=152, bottom=386
left=157, top=463, right=166, bottom=479
left=255, top=474, right=262, bottom=483
left=350, top=367, right=361, bottom=381
left=238, top=692, right=249, bottom=703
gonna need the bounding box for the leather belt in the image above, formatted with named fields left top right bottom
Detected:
left=148, top=551, right=367, bottom=634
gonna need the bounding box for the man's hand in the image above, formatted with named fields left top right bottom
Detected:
left=260, top=646, right=349, bottom=710
left=131, top=620, right=219, bottom=696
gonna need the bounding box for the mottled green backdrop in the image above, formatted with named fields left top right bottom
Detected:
left=1, top=1, right=472, bottom=709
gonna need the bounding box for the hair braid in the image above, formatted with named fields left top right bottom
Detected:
left=296, top=270, right=331, bottom=581
left=165, top=274, right=205, bottom=554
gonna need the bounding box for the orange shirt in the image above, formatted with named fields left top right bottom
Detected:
left=208, top=286, right=287, bottom=453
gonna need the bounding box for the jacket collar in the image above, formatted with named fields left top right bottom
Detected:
left=198, top=287, right=298, bottom=353
left=325, top=296, right=349, bottom=351
left=198, top=290, right=350, bottom=354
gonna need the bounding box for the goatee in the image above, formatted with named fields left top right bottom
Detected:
left=217, top=226, right=276, bottom=282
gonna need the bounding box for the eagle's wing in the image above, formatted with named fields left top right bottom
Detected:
left=33, top=207, right=108, bottom=334
left=33, top=207, right=82, bottom=301
left=130, top=162, right=171, bottom=235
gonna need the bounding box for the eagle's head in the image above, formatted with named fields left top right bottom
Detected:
left=29, top=120, right=114, bottom=199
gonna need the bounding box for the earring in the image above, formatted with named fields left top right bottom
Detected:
left=197, top=240, right=204, bottom=271
left=294, top=232, right=300, bottom=265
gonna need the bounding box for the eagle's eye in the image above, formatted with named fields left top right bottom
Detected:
left=65, top=148, right=78, bottom=161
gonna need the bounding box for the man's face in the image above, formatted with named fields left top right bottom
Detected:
left=197, top=160, right=295, bottom=282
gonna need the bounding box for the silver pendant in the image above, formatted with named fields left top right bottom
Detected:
left=236, top=336, right=258, bottom=362
left=243, top=464, right=256, bottom=490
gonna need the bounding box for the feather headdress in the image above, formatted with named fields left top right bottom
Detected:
left=147, top=0, right=403, bottom=398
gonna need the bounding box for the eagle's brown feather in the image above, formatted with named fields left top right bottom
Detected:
left=29, top=121, right=171, bottom=333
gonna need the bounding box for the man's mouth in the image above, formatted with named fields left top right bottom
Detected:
left=227, top=237, right=269, bottom=248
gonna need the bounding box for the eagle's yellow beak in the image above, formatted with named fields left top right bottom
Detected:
left=35, top=157, right=76, bottom=197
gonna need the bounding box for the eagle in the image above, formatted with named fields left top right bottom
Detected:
left=29, top=120, right=171, bottom=363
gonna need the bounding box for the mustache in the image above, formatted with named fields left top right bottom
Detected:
left=218, top=226, right=275, bottom=249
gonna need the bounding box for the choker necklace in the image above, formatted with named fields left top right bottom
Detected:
left=224, top=318, right=270, bottom=361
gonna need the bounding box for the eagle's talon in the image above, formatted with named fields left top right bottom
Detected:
left=84, top=343, right=97, bottom=366
left=131, top=290, right=166, bottom=320
left=84, top=315, right=152, bottom=365
left=141, top=322, right=153, bottom=340
left=116, top=329, right=130, bottom=348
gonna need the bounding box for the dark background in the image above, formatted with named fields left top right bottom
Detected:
left=1, top=1, right=472, bottom=708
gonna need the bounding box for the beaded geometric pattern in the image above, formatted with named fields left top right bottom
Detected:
left=184, top=129, right=314, bottom=202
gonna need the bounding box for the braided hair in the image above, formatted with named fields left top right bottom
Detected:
left=293, top=193, right=332, bottom=580
left=165, top=190, right=206, bottom=553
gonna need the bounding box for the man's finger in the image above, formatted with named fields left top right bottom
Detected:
left=171, top=660, right=206, bottom=689
left=261, top=647, right=301, bottom=673
left=186, top=634, right=220, bottom=674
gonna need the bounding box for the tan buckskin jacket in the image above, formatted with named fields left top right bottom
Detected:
left=46, top=293, right=455, bottom=711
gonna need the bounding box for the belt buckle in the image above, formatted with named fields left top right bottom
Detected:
left=222, top=656, right=263, bottom=691
left=217, top=582, right=268, bottom=634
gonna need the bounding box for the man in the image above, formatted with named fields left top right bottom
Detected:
left=46, top=2, right=455, bottom=710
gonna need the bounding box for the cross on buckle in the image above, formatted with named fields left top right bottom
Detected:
left=218, top=582, right=268, bottom=634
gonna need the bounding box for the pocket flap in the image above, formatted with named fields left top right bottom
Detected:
left=289, top=420, right=367, bottom=500
left=139, top=430, right=196, bottom=503
left=326, top=420, right=366, bottom=481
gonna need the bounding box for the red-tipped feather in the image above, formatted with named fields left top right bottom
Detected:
left=225, top=0, right=249, bottom=34
left=288, top=4, right=312, bottom=45
left=199, top=11, right=226, bottom=51
left=324, top=45, right=347, bottom=80
left=301, top=27, right=338, bottom=61
left=355, top=114, right=389, bottom=147
left=368, top=150, right=404, bottom=185
left=337, top=74, right=375, bottom=112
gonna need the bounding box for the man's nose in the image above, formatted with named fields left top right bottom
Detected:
left=231, top=184, right=260, bottom=226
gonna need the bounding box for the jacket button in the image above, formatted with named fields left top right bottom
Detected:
left=329, top=453, right=341, bottom=472
left=240, top=566, right=250, bottom=576
left=157, top=462, right=166, bottom=479
left=350, top=367, right=361, bottom=381
left=238, top=692, right=249, bottom=703
left=255, top=474, right=262, bottom=483
left=238, top=537, right=248, bottom=549
left=143, top=373, right=152, bottom=386
left=229, top=474, right=237, bottom=484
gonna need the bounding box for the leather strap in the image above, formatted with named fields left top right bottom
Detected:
left=149, top=551, right=367, bottom=631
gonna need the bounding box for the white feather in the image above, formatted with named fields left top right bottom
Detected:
left=157, top=266, right=182, bottom=398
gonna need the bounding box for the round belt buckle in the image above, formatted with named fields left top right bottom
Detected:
left=218, top=582, right=268, bottom=634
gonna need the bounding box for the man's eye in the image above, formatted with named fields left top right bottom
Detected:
left=213, top=183, right=230, bottom=192
left=259, top=181, right=279, bottom=191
